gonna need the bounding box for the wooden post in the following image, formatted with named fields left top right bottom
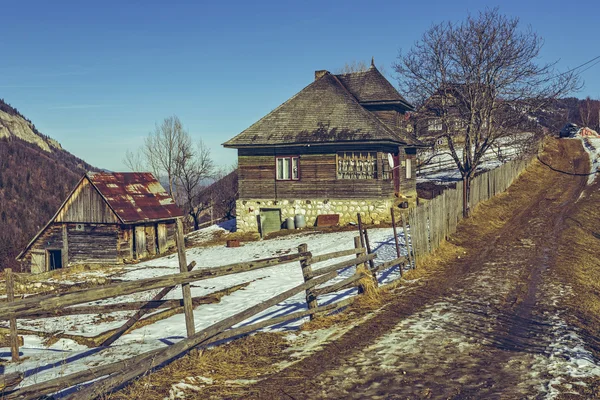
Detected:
left=5, top=269, right=19, bottom=361
left=298, top=244, right=318, bottom=319
left=362, top=227, right=378, bottom=287
left=100, top=261, right=197, bottom=347
left=401, top=213, right=414, bottom=269
left=354, top=236, right=365, bottom=294
left=357, top=213, right=366, bottom=249
left=390, top=208, right=402, bottom=258
left=175, top=218, right=195, bottom=337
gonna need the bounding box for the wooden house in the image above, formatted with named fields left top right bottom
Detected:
left=17, top=172, right=183, bottom=273
left=223, top=62, right=426, bottom=235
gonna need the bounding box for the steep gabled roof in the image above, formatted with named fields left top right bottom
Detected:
left=87, top=172, right=182, bottom=223
left=335, top=65, right=413, bottom=109
left=17, top=172, right=182, bottom=261
left=223, top=72, right=423, bottom=148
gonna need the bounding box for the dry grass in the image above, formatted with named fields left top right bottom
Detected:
left=109, top=332, right=290, bottom=400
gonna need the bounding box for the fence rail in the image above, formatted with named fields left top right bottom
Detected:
left=1, top=233, right=399, bottom=399
left=1, top=153, right=534, bottom=399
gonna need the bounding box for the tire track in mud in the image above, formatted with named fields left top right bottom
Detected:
left=246, top=140, right=600, bottom=399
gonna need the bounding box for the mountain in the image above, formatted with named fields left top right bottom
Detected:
left=0, top=99, right=94, bottom=272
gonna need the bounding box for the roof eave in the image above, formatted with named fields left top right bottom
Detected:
left=360, top=99, right=415, bottom=112
left=223, top=139, right=422, bottom=149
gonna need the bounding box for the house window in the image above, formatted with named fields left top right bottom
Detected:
left=276, top=157, right=299, bottom=180
left=428, top=119, right=443, bottom=132
left=337, top=152, right=377, bottom=179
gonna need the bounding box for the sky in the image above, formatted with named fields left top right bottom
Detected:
left=1, top=0, right=599, bottom=171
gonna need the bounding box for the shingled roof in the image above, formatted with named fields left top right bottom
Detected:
left=87, top=172, right=183, bottom=223
left=223, top=67, right=423, bottom=148
left=335, top=66, right=413, bottom=108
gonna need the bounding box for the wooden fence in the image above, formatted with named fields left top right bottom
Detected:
left=0, top=233, right=406, bottom=399
left=407, top=157, right=531, bottom=261
left=0, top=154, right=533, bottom=398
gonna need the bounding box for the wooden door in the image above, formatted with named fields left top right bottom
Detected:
left=135, top=226, right=147, bottom=259
left=157, top=223, right=168, bottom=254
left=31, top=251, right=45, bottom=274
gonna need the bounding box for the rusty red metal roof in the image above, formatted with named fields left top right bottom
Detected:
left=87, top=172, right=183, bottom=223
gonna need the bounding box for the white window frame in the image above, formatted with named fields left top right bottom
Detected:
left=428, top=118, right=443, bottom=132
left=276, top=156, right=299, bottom=181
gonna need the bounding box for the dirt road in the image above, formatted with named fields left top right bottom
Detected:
left=244, top=139, right=600, bottom=399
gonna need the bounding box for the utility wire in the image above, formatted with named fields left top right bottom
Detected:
left=553, top=55, right=600, bottom=78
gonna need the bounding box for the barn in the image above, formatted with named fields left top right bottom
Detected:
left=17, top=172, right=183, bottom=273
left=223, top=62, right=426, bottom=235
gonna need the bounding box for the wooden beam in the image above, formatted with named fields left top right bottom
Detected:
left=0, top=251, right=310, bottom=320
left=64, top=270, right=340, bottom=400
left=3, top=297, right=354, bottom=400
left=372, top=256, right=408, bottom=273
left=312, top=273, right=362, bottom=297
left=311, top=253, right=376, bottom=277
left=355, top=236, right=366, bottom=294
left=310, top=248, right=365, bottom=264
left=5, top=269, right=19, bottom=361
left=0, top=372, right=23, bottom=393
left=298, top=244, right=317, bottom=319
left=99, top=260, right=197, bottom=347
left=401, top=212, right=414, bottom=269
left=175, top=218, right=195, bottom=337
left=390, top=208, right=402, bottom=261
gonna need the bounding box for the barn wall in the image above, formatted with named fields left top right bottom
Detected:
left=55, top=179, right=119, bottom=224
left=67, top=224, right=119, bottom=264
left=20, top=224, right=64, bottom=273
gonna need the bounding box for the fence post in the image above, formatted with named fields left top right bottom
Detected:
left=5, top=268, right=19, bottom=361
left=354, top=236, right=366, bottom=294
left=356, top=213, right=366, bottom=250
left=298, top=244, right=318, bottom=319
left=361, top=227, right=378, bottom=287
left=175, top=218, right=195, bottom=337
left=390, top=208, right=402, bottom=259
left=402, top=212, right=415, bottom=269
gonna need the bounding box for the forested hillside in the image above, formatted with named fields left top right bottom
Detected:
left=0, top=99, right=93, bottom=271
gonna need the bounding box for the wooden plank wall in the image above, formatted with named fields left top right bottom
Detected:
left=55, top=179, right=119, bottom=224
left=68, top=225, right=119, bottom=264
left=239, top=153, right=396, bottom=199
left=407, top=157, right=529, bottom=263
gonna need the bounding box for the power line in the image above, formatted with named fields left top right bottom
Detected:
left=577, top=58, right=600, bottom=75
left=554, top=55, right=600, bottom=78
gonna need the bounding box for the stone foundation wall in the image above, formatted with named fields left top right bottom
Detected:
left=236, top=198, right=397, bottom=233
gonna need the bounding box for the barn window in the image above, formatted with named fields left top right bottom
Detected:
left=337, top=152, right=377, bottom=179
left=276, top=157, right=299, bottom=180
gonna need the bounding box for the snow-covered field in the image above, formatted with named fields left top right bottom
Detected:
left=579, top=136, right=600, bottom=185
left=0, top=223, right=409, bottom=392
left=418, top=134, right=532, bottom=184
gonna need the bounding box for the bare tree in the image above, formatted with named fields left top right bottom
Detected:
left=336, top=59, right=388, bottom=76
left=394, top=8, right=580, bottom=216
left=142, top=115, right=188, bottom=200
left=578, top=97, right=600, bottom=129
left=123, top=149, right=146, bottom=172
left=176, top=138, right=215, bottom=230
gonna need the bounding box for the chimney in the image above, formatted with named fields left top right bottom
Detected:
left=315, top=70, right=329, bottom=81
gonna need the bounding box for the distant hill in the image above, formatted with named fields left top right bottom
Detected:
left=0, top=99, right=94, bottom=271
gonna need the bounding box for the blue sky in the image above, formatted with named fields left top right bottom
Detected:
left=1, top=0, right=599, bottom=171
